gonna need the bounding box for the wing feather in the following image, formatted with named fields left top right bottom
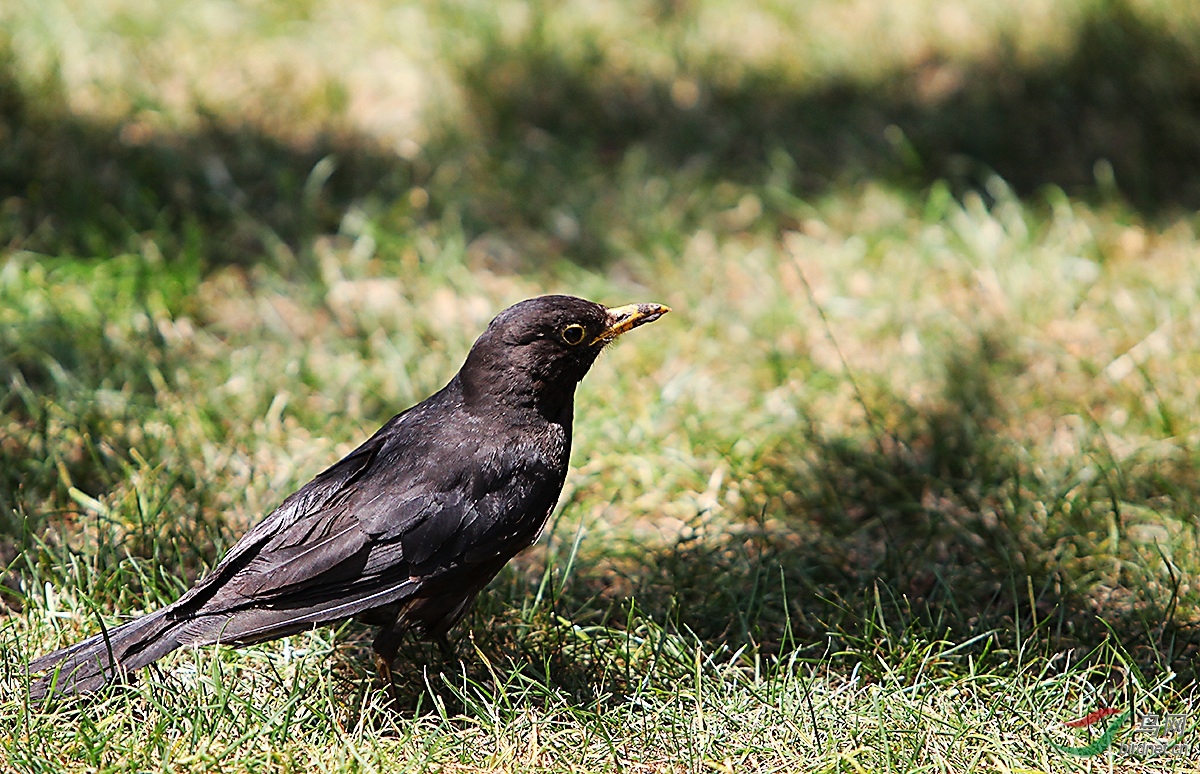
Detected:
left=175, top=404, right=567, bottom=638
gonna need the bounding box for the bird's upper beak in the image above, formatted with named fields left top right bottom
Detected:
left=592, top=303, right=671, bottom=345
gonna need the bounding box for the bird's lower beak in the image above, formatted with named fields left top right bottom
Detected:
left=592, top=303, right=671, bottom=345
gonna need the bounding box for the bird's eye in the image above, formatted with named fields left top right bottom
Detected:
left=561, top=323, right=586, bottom=345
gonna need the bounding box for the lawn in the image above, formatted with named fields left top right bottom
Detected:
left=3, top=0, right=1200, bottom=771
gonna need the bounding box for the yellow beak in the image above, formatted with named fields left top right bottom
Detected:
left=592, top=303, right=671, bottom=345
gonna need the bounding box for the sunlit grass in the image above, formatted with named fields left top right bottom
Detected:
left=3, top=0, right=1200, bottom=771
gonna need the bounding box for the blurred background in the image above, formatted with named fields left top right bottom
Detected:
left=3, top=0, right=1200, bottom=769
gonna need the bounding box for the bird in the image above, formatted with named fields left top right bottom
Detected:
left=27, top=294, right=668, bottom=699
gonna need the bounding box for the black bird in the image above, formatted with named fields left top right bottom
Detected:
left=28, top=295, right=668, bottom=699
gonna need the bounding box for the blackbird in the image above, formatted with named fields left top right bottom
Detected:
left=28, top=294, right=668, bottom=699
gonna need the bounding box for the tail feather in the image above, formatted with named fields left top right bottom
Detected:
left=28, top=607, right=184, bottom=699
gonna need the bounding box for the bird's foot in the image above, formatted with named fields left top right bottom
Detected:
left=373, top=652, right=402, bottom=709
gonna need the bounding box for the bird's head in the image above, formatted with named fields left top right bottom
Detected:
left=460, top=295, right=669, bottom=416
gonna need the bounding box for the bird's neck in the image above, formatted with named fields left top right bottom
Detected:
left=457, top=368, right=577, bottom=428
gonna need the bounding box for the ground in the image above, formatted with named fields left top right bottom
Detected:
left=3, top=0, right=1200, bottom=771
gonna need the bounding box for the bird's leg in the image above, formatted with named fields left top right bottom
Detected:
left=435, top=633, right=456, bottom=663
left=371, top=623, right=406, bottom=708
left=373, top=652, right=398, bottom=705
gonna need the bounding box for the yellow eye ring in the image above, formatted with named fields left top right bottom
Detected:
left=561, top=323, right=586, bottom=345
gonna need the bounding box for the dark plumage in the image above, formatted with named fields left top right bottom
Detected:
left=28, top=295, right=668, bottom=699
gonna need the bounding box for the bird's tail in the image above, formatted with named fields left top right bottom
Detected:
left=27, top=605, right=186, bottom=699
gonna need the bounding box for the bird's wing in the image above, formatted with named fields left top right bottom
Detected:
left=171, top=427, right=390, bottom=610
left=179, top=429, right=560, bottom=626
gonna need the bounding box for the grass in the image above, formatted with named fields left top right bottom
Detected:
left=3, top=0, right=1200, bottom=770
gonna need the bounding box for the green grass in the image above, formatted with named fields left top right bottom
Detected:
left=4, top=0, right=1200, bottom=771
